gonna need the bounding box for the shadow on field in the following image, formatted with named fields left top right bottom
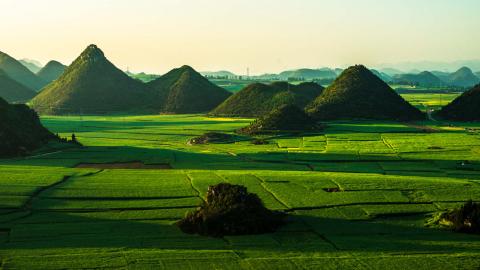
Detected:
left=1, top=145, right=479, bottom=179
left=1, top=210, right=479, bottom=254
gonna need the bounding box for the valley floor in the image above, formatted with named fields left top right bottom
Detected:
left=0, top=114, right=479, bottom=269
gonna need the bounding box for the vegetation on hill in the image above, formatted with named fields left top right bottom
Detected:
left=0, top=70, right=36, bottom=103
left=188, top=132, right=235, bottom=145
left=211, top=81, right=324, bottom=117
left=446, top=67, right=480, bottom=88
left=238, top=104, right=319, bottom=134
left=147, top=65, right=231, bottom=113
left=36, top=60, right=66, bottom=84
left=0, top=97, right=56, bottom=157
left=177, top=183, right=285, bottom=237
left=0, top=51, right=46, bottom=91
left=392, top=71, right=445, bottom=86
left=31, top=45, right=152, bottom=115
left=307, top=65, right=425, bottom=121
left=201, top=70, right=237, bottom=78
left=19, top=59, right=42, bottom=73
left=370, top=69, right=392, bottom=83
left=126, top=71, right=160, bottom=82
left=278, top=68, right=337, bottom=80
left=437, top=84, right=480, bottom=121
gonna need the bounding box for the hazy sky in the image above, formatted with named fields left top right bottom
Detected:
left=1, top=0, right=479, bottom=74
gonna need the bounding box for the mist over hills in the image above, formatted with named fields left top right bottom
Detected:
left=0, top=51, right=46, bottom=91
left=19, top=59, right=43, bottom=73
left=392, top=71, right=445, bottom=87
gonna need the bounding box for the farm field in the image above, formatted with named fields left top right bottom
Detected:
left=0, top=112, right=480, bottom=269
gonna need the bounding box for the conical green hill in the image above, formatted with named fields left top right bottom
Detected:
left=211, top=81, right=324, bottom=117
left=31, top=45, right=151, bottom=115
left=238, top=104, right=318, bottom=134
left=147, top=65, right=231, bottom=113
left=0, top=51, right=46, bottom=91
left=36, top=60, right=66, bottom=84
left=437, top=84, right=480, bottom=121
left=0, top=70, right=36, bottom=103
left=447, top=67, right=480, bottom=88
left=306, top=65, right=425, bottom=121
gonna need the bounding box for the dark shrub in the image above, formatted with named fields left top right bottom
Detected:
left=177, top=183, right=286, bottom=237
left=444, top=200, right=480, bottom=233
left=188, top=132, right=234, bottom=145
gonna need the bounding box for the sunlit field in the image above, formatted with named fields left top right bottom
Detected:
left=1, top=114, right=479, bottom=269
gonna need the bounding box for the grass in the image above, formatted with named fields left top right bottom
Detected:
left=0, top=113, right=479, bottom=269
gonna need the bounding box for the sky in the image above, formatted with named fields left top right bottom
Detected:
left=1, top=0, right=479, bottom=74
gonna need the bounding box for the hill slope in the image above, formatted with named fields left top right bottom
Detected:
left=0, top=51, right=46, bottom=91
left=307, top=65, right=425, bottom=121
left=0, top=70, right=36, bottom=103
left=19, top=59, right=42, bottom=73
left=278, top=68, right=337, bottom=80
left=437, top=84, right=480, bottom=121
left=239, top=104, right=318, bottom=134
left=147, top=65, right=232, bottom=113
left=31, top=45, right=151, bottom=115
left=211, top=82, right=324, bottom=117
left=392, top=71, right=445, bottom=86
left=36, top=60, right=66, bottom=84
left=446, top=67, right=480, bottom=88
left=0, top=97, right=56, bottom=157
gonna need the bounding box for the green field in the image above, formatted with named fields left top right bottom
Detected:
left=1, top=112, right=480, bottom=269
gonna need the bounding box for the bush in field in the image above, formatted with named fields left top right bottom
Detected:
left=188, top=132, right=234, bottom=145
left=444, top=200, right=480, bottom=233
left=238, top=104, right=320, bottom=135
left=429, top=200, right=480, bottom=234
left=177, top=183, right=286, bottom=237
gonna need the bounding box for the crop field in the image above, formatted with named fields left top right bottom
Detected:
left=1, top=113, right=480, bottom=269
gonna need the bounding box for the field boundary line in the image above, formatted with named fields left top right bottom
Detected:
left=185, top=173, right=204, bottom=202
left=251, top=174, right=290, bottom=209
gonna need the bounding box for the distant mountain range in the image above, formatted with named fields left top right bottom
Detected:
left=19, top=59, right=43, bottom=73
left=203, top=66, right=479, bottom=88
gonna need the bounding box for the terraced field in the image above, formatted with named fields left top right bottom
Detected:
left=1, top=113, right=479, bottom=269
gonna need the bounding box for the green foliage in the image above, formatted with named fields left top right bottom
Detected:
left=147, top=65, right=232, bottom=113
left=431, top=201, right=480, bottom=234
left=188, top=132, right=235, bottom=144
left=238, top=104, right=319, bottom=134
left=437, top=84, right=480, bottom=121
left=0, top=70, right=36, bottom=103
left=36, top=60, right=66, bottom=84
left=177, top=183, right=285, bottom=236
left=211, top=81, right=323, bottom=117
left=0, top=51, right=46, bottom=91
left=307, top=65, right=425, bottom=121
left=0, top=97, right=56, bottom=157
